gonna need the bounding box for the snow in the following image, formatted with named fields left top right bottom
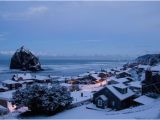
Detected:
left=34, top=75, right=50, bottom=80
left=128, top=81, right=141, bottom=88
left=138, top=65, right=150, bottom=70
left=1, top=80, right=19, bottom=84
left=107, top=84, right=135, bottom=101
left=134, top=95, right=156, bottom=105
left=0, top=105, right=7, bottom=110
left=98, top=95, right=108, bottom=101
left=90, top=73, right=101, bottom=80
left=61, top=83, right=72, bottom=87
left=79, top=81, right=106, bottom=92
left=78, top=73, right=90, bottom=77
left=0, top=84, right=8, bottom=90
left=112, top=78, right=129, bottom=83
left=57, top=77, right=66, bottom=81
left=0, top=90, right=15, bottom=100
left=71, top=91, right=92, bottom=104
left=113, top=83, right=128, bottom=89
left=151, top=65, right=160, bottom=72
left=14, top=73, right=32, bottom=80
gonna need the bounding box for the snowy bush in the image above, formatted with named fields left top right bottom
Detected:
left=12, top=84, right=73, bottom=114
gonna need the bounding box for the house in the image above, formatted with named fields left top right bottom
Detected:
left=33, top=75, right=52, bottom=83
left=0, top=105, right=9, bottom=115
left=108, top=77, right=130, bottom=85
left=0, top=90, right=16, bottom=112
left=1, top=80, right=22, bottom=90
left=116, top=71, right=131, bottom=79
left=0, top=84, right=8, bottom=92
left=12, top=73, right=32, bottom=81
left=128, top=81, right=142, bottom=96
left=93, top=83, right=135, bottom=110
left=94, top=95, right=108, bottom=109
left=142, top=70, right=160, bottom=94
left=61, top=83, right=80, bottom=92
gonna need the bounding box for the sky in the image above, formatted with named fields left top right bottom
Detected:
left=0, top=1, right=160, bottom=57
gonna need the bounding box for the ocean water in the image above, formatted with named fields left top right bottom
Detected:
left=0, top=56, right=128, bottom=80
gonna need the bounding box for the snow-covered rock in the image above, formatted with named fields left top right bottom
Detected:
left=10, top=46, right=42, bottom=71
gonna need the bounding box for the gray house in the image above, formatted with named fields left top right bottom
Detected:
left=93, top=83, right=135, bottom=110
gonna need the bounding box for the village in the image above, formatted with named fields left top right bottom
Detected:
left=1, top=61, right=160, bottom=119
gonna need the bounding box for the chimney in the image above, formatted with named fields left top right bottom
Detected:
left=145, top=70, right=152, bottom=82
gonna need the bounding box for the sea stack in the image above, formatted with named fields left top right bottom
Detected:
left=10, top=46, right=42, bottom=71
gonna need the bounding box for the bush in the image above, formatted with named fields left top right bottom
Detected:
left=12, top=84, right=73, bottom=114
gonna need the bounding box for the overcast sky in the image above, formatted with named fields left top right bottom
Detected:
left=0, top=1, right=160, bottom=57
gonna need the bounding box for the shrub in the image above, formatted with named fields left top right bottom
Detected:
left=12, top=84, right=73, bottom=114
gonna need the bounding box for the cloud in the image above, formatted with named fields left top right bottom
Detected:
left=0, top=33, right=7, bottom=41
left=1, top=6, right=49, bottom=20
left=0, top=50, right=14, bottom=55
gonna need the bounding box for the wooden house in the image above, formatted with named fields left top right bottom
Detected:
left=93, top=83, right=135, bottom=110
left=0, top=85, right=8, bottom=92
left=108, top=77, right=130, bottom=85
left=0, top=90, right=16, bottom=112
left=33, top=75, right=52, bottom=83
left=1, top=80, right=22, bottom=90
left=116, top=71, right=131, bottom=79
left=142, top=70, right=160, bottom=94
left=12, top=73, right=33, bottom=81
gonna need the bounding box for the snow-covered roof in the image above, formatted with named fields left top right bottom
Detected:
left=18, top=80, right=34, bottom=84
left=88, top=71, right=96, bottom=74
left=106, top=84, right=135, bottom=101
left=49, top=75, right=61, bottom=79
left=0, top=84, right=8, bottom=90
left=90, top=73, right=101, bottom=80
left=98, top=95, right=108, bottom=101
left=113, top=78, right=129, bottom=83
left=61, top=83, right=72, bottom=87
left=0, top=105, right=8, bottom=111
left=57, top=77, right=66, bottom=81
left=114, top=83, right=128, bottom=89
left=0, top=90, right=15, bottom=100
left=134, top=95, right=156, bottom=105
left=138, top=65, right=150, bottom=70
left=34, top=75, right=50, bottom=80
left=14, top=73, right=32, bottom=80
left=128, top=81, right=141, bottom=88
left=78, top=73, right=90, bottom=77
left=151, top=65, right=160, bottom=72
left=117, top=71, right=130, bottom=75
left=1, top=80, right=20, bottom=84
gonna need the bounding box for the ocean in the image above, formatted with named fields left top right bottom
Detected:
left=0, top=56, right=128, bottom=81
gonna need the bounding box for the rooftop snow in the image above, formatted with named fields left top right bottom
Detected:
left=90, top=73, right=101, bottom=80
left=151, top=65, right=160, bottom=72
left=134, top=95, right=156, bottom=105
left=15, top=73, right=32, bottom=80
left=0, top=84, right=8, bottom=89
left=98, top=95, right=108, bottom=101
left=113, top=78, right=129, bottom=83
left=138, top=65, right=150, bottom=70
left=1, top=80, right=19, bottom=84
left=107, top=84, right=135, bottom=101
left=34, top=75, right=50, bottom=80
left=128, top=81, right=142, bottom=88
left=113, top=83, right=128, bottom=89
left=0, top=90, right=15, bottom=100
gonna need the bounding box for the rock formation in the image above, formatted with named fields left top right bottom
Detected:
left=10, top=46, right=42, bottom=71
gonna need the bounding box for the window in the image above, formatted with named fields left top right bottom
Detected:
left=112, top=101, right=115, bottom=107
left=98, top=99, right=103, bottom=107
